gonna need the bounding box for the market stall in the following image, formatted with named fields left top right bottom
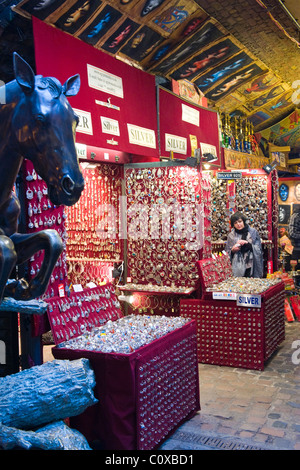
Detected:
left=48, top=283, right=200, bottom=450
left=180, top=255, right=285, bottom=370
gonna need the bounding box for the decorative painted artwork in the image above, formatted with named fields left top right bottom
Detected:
left=151, top=0, right=198, bottom=35
left=203, top=64, right=265, bottom=101
left=170, top=38, right=240, bottom=81
left=150, top=20, right=224, bottom=75
left=238, top=72, right=279, bottom=96
left=78, top=5, right=123, bottom=46
left=119, top=25, right=163, bottom=61
left=19, top=0, right=67, bottom=20
left=195, top=52, right=255, bottom=93
left=54, top=0, right=102, bottom=34
left=101, top=18, right=140, bottom=54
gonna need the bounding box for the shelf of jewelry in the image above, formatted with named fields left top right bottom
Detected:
left=210, top=173, right=271, bottom=242
left=65, top=162, right=123, bottom=286
left=66, top=257, right=122, bottom=286
left=180, top=277, right=285, bottom=370
left=211, top=240, right=274, bottom=249
left=119, top=283, right=195, bottom=295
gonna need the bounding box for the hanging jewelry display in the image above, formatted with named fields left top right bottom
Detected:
left=65, top=163, right=123, bottom=286
left=210, top=172, right=271, bottom=243
left=23, top=159, right=68, bottom=299
left=210, top=176, right=229, bottom=241
left=124, top=165, right=202, bottom=290
left=201, top=171, right=212, bottom=258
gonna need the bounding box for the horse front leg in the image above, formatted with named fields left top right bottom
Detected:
left=5, top=229, right=63, bottom=301
left=0, top=234, right=18, bottom=303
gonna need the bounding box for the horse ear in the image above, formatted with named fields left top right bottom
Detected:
left=62, top=74, right=81, bottom=96
left=13, top=52, right=35, bottom=94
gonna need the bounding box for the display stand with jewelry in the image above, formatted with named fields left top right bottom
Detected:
left=180, top=254, right=285, bottom=370
left=23, top=160, right=68, bottom=300
left=65, top=162, right=123, bottom=286
left=209, top=169, right=277, bottom=273
left=50, top=282, right=200, bottom=450
left=120, top=161, right=204, bottom=316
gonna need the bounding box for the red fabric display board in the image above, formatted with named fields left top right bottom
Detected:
left=33, top=18, right=159, bottom=159
left=180, top=258, right=285, bottom=370
left=158, top=87, right=221, bottom=164
left=289, top=296, right=300, bottom=321
left=50, top=301, right=200, bottom=450
left=47, top=284, right=122, bottom=344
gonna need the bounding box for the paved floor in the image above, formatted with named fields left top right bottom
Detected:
left=43, top=320, right=300, bottom=451
left=160, top=321, right=300, bottom=451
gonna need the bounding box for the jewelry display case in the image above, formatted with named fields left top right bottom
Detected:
left=209, top=169, right=278, bottom=272
left=65, top=162, right=123, bottom=286
left=119, top=161, right=206, bottom=314
left=180, top=256, right=285, bottom=370
left=49, top=283, right=200, bottom=450
left=46, top=284, right=123, bottom=344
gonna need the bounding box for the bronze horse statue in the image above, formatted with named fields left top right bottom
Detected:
left=0, top=53, right=84, bottom=303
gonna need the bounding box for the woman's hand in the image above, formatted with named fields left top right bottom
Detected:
left=232, top=243, right=241, bottom=253
left=232, top=240, right=248, bottom=252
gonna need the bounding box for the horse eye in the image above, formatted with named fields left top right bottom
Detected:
left=35, top=114, right=46, bottom=125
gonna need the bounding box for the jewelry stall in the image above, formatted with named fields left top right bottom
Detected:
left=119, top=161, right=205, bottom=315
left=48, top=283, right=200, bottom=450
left=180, top=255, right=285, bottom=370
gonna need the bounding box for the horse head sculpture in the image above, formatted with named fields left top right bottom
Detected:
left=0, top=53, right=84, bottom=302
left=8, top=53, right=84, bottom=206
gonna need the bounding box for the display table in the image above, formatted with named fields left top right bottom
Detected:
left=52, top=319, right=200, bottom=450
left=48, top=284, right=200, bottom=450
left=180, top=257, right=285, bottom=370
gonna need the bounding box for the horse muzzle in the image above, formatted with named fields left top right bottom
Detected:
left=49, top=174, right=84, bottom=206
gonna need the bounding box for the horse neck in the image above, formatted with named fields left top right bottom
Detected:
left=0, top=81, right=24, bottom=206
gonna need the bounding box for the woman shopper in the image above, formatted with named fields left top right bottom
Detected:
left=225, top=211, right=263, bottom=278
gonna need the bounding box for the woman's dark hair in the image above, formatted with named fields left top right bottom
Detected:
left=230, top=211, right=247, bottom=228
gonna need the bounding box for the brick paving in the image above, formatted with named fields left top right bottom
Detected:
left=160, top=321, right=300, bottom=450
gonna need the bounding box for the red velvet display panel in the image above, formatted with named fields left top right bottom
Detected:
left=158, top=87, right=221, bottom=164
left=32, top=18, right=159, bottom=158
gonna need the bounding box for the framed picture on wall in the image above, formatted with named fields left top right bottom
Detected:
left=279, top=205, right=291, bottom=225
left=293, top=204, right=300, bottom=213
left=294, top=184, right=300, bottom=202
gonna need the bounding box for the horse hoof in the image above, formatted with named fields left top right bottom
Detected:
left=4, top=278, right=30, bottom=300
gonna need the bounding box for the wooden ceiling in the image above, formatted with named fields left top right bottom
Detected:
left=3, top=0, right=300, bottom=141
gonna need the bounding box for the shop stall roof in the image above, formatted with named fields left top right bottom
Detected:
left=1, top=0, right=300, bottom=150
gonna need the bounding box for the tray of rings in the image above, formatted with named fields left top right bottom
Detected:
left=197, top=256, right=284, bottom=299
